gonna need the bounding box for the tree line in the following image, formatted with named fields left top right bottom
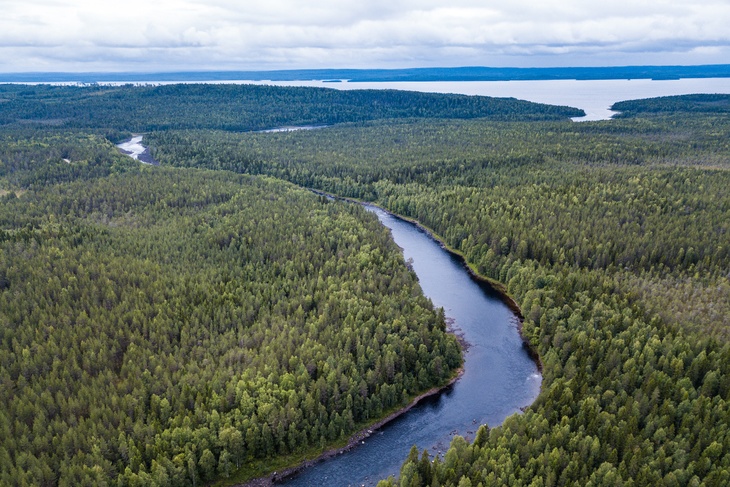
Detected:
left=2, top=87, right=729, bottom=486
left=0, top=83, right=582, bottom=134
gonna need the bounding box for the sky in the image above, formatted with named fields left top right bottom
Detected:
left=1, top=0, right=729, bottom=73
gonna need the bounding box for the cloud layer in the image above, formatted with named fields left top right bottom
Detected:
left=1, top=0, right=729, bottom=72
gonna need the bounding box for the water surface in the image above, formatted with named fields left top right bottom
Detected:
left=116, top=135, right=158, bottom=165
left=257, top=125, right=328, bottom=133
left=280, top=206, right=541, bottom=486
left=237, top=77, right=730, bottom=121
left=26, top=78, right=730, bottom=122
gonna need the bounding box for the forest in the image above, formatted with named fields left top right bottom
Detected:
left=0, top=84, right=582, bottom=134
left=0, top=131, right=461, bottom=485
left=1, top=85, right=729, bottom=486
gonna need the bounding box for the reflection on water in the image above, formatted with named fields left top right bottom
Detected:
left=279, top=206, right=541, bottom=486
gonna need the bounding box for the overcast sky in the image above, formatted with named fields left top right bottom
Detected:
left=1, top=0, right=729, bottom=73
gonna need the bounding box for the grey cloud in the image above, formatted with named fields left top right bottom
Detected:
left=0, top=0, right=728, bottom=72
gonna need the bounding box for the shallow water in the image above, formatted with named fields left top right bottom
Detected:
left=257, top=125, right=328, bottom=133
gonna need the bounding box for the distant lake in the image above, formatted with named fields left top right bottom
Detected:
left=30, top=77, right=730, bottom=121
left=238, top=78, right=730, bottom=121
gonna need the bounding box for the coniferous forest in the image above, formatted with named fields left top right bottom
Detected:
left=0, top=84, right=729, bottom=486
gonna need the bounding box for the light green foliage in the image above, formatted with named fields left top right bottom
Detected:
left=152, top=108, right=730, bottom=338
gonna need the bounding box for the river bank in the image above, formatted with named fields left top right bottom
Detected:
left=228, top=191, right=541, bottom=487
left=236, top=368, right=464, bottom=487
left=311, top=189, right=543, bottom=373
left=374, top=208, right=543, bottom=373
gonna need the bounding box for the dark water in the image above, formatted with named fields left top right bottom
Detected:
left=280, top=206, right=541, bottom=486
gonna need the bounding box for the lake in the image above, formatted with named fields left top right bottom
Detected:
left=238, top=77, right=730, bottom=121
left=18, top=76, right=730, bottom=121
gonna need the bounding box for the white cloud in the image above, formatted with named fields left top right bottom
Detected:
left=0, top=0, right=728, bottom=71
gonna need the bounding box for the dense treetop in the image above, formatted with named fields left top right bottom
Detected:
left=0, top=83, right=583, bottom=134
left=1, top=86, right=729, bottom=486
left=146, top=100, right=730, bottom=485
left=612, top=94, right=730, bottom=118
left=0, top=133, right=460, bottom=486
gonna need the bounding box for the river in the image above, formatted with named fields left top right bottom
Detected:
left=278, top=206, right=541, bottom=486
left=115, top=137, right=542, bottom=485
left=116, top=135, right=159, bottom=165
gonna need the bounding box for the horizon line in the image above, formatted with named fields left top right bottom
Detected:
left=1, top=65, right=729, bottom=84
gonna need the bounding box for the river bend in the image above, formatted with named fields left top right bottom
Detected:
left=279, top=206, right=541, bottom=486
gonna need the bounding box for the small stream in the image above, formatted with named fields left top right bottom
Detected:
left=279, top=205, right=541, bottom=486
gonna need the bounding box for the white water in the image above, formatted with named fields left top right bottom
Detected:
left=116, top=135, right=147, bottom=160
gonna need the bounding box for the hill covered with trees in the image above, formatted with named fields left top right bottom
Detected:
left=0, top=83, right=582, bottom=134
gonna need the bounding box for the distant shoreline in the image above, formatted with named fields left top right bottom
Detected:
left=2, top=64, right=729, bottom=84
left=7, top=74, right=730, bottom=122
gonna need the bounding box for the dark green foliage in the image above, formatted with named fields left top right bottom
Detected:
left=147, top=99, right=730, bottom=485
left=2, top=85, right=730, bottom=487
left=613, top=94, right=730, bottom=117
left=0, top=134, right=460, bottom=486
left=151, top=113, right=730, bottom=337
left=149, top=112, right=730, bottom=193
left=0, top=83, right=582, bottom=133
left=0, top=130, right=139, bottom=188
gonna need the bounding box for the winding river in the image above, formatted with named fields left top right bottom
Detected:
left=279, top=206, right=541, bottom=486
left=115, top=139, right=541, bottom=486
